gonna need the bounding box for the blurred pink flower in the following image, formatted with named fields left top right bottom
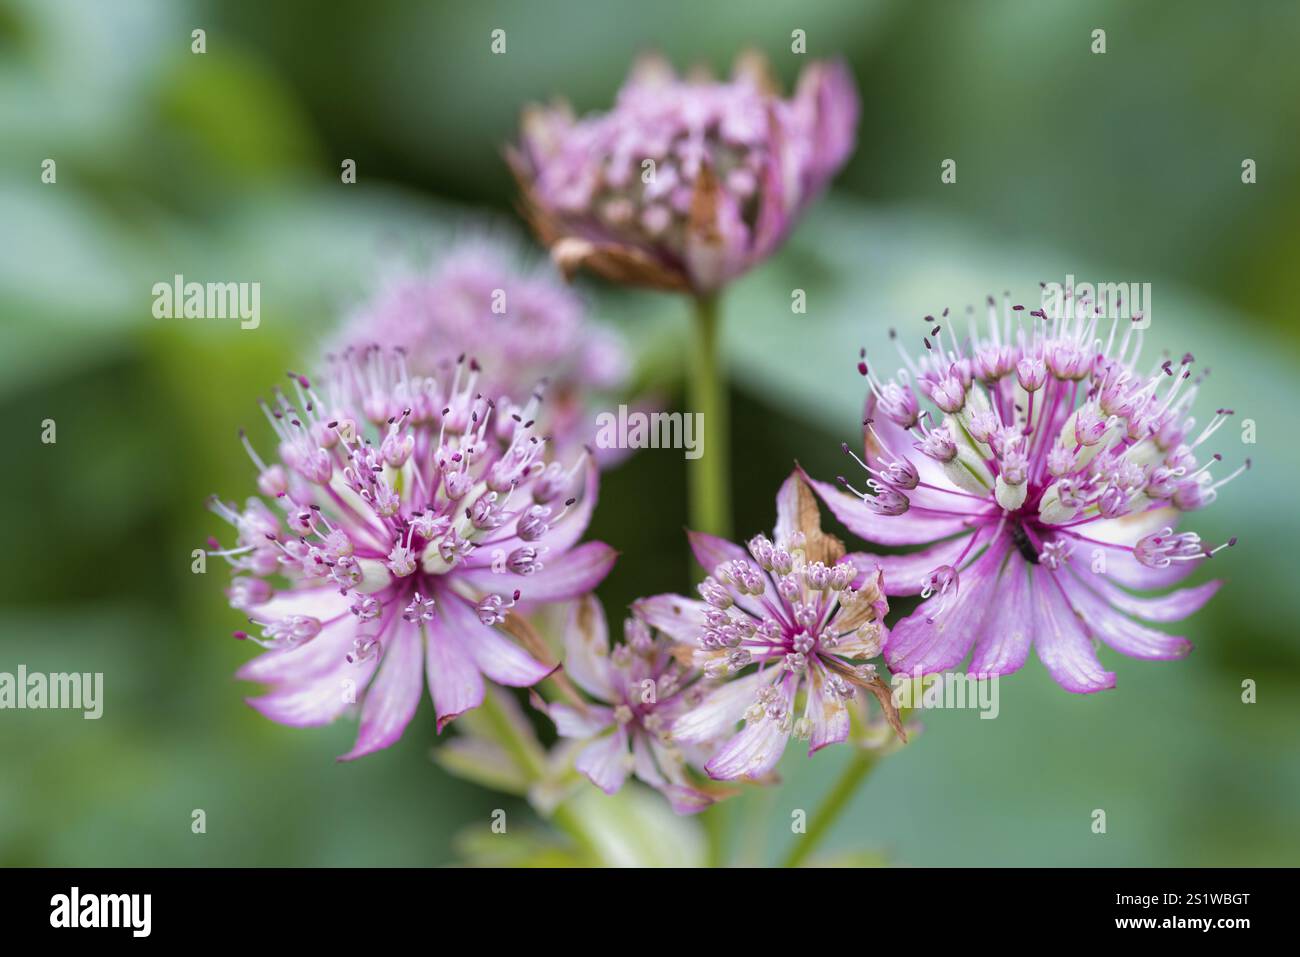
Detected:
left=334, top=241, right=632, bottom=460
left=207, top=348, right=615, bottom=759
left=509, top=51, right=859, bottom=294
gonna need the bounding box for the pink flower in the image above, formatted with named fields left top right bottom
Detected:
left=810, top=297, right=1245, bottom=693
left=206, top=348, right=616, bottom=759
left=509, top=51, right=859, bottom=294
left=538, top=596, right=721, bottom=814
left=333, top=240, right=630, bottom=458
left=637, top=473, right=900, bottom=782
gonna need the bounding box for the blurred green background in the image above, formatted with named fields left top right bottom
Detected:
left=2, top=0, right=1298, bottom=866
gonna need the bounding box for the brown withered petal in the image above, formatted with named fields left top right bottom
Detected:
left=790, top=472, right=846, bottom=566
left=627, top=51, right=676, bottom=88
left=828, top=594, right=881, bottom=636
left=550, top=237, right=690, bottom=291
left=684, top=61, right=716, bottom=85
left=687, top=163, right=723, bottom=245
left=863, top=672, right=909, bottom=742
left=669, top=643, right=698, bottom=669
left=823, top=658, right=908, bottom=743
left=731, top=48, right=781, bottom=95
left=502, top=612, right=585, bottom=710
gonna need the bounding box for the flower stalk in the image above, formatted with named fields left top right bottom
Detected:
left=474, top=688, right=604, bottom=862
left=781, top=707, right=909, bottom=868
left=782, top=749, right=878, bottom=868
left=687, top=293, right=730, bottom=539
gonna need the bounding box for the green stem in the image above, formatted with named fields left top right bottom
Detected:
left=549, top=803, right=601, bottom=861
left=781, top=749, right=878, bottom=868
left=475, top=690, right=601, bottom=861
left=476, top=687, right=545, bottom=779
left=687, top=293, right=730, bottom=540
left=701, top=803, right=727, bottom=867
left=687, top=293, right=730, bottom=864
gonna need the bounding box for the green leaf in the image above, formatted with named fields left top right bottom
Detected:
left=557, top=785, right=707, bottom=867
left=432, top=738, right=531, bottom=797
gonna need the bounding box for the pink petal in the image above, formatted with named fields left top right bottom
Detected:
left=859, top=399, right=975, bottom=502
left=686, top=531, right=766, bottom=617
left=967, top=555, right=1035, bottom=677
left=806, top=662, right=850, bottom=754
left=1083, top=574, right=1221, bottom=623
left=338, top=618, right=424, bottom=760
left=1096, top=545, right=1197, bottom=590
left=1033, top=573, right=1116, bottom=693
left=631, top=593, right=710, bottom=645
left=1070, top=508, right=1195, bottom=590
left=245, top=586, right=350, bottom=623
left=548, top=702, right=613, bottom=738
left=438, top=588, right=554, bottom=687
left=705, top=674, right=796, bottom=780
left=575, top=727, right=631, bottom=794
left=563, top=595, right=616, bottom=700
left=687, top=530, right=748, bottom=575
left=642, top=739, right=715, bottom=815
left=424, top=607, right=485, bottom=731
left=1060, top=571, right=1193, bottom=660
left=504, top=541, right=617, bottom=605
left=804, top=473, right=976, bottom=546
left=846, top=533, right=975, bottom=597
left=237, top=614, right=358, bottom=684
left=750, top=114, right=792, bottom=261
left=247, top=654, right=378, bottom=728
left=772, top=471, right=802, bottom=545
left=672, top=670, right=767, bottom=744
left=631, top=731, right=668, bottom=787
left=885, top=539, right=1008, bottom=675
left=798, top=59, right=859, bottom=192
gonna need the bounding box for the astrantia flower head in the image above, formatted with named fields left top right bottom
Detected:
left=206, top=347, right=616, bottom=759
left=636, top=473, right=902, bottom=782
left=539, top=595, right=724, bottom=814
left=808, top=293, right=1246, bottom=693
left=335, top=241, right=629, bottom=456
left=509, top=51, right=859, bottom=294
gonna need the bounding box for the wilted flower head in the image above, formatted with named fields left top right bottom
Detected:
left=636, top=473, right=901, bottom=782
left=538, top=596, right=723, bottom=814
left=206, top=348, right=616, bottom=759
left=809, top=294, right=1245, bottom=693
left=509, top=51, right=859, bottom=294
left=334, top=241, right=630, bottom=456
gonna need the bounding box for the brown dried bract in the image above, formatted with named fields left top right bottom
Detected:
left=790, top=471, right=846, bottom=566
left=502, top=611, right=585, bottom=711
